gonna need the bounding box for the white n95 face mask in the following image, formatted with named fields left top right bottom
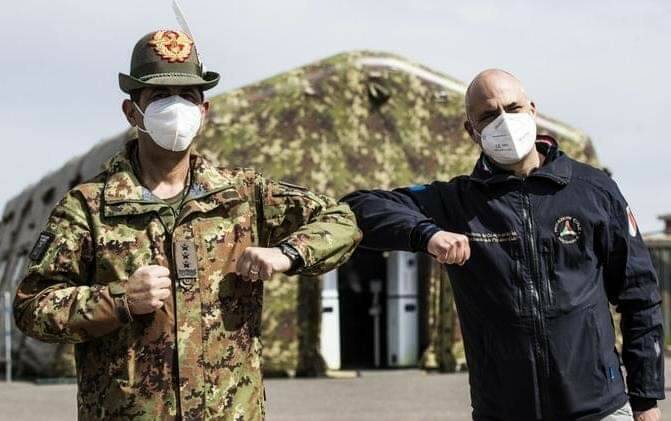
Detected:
left=477, top=111, right=537, bottom=165
left=134, top=95, right=203, bottom=152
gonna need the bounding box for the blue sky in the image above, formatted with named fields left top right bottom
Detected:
left=1, top=0, right=669, bottom=232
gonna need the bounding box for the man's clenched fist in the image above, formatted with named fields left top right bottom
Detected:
left=427, top=231, right=471, bottom=265
left=126, top=265, right=172, bottom=315
left=236, top=247, right=292, bottom=281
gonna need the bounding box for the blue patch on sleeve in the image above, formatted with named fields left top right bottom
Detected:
left=408, top=184, right=427, bottom=192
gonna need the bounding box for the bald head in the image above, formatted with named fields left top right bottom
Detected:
left=464, top=69, right=536, bottom=141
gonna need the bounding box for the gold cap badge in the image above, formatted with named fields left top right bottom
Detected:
left=148, top=30, right=194, bottom=63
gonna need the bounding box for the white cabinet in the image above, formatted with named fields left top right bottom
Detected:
left=386, top=251, right=419, bottom=367
left=320, top=269, right=341, bottom=370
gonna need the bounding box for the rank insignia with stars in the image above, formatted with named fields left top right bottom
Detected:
left=174, top=240, right=198, bottom=282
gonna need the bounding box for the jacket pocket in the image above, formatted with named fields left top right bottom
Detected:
left=541, top=238, right=557, bottom=311
left=199, top=187, right=246, bottom=215
left=593, top=301, right=624, bottom=389
left=512, top=248, right=525, bottom=316
left=493, top=239, right=525, bottom=317
left=546, top=305, right=608, bottom=409
left=584, top=307, right=609, bottom=391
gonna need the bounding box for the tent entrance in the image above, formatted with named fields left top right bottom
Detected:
left=337, top=249, right=388, bottom=369
left=322, top=249, right=420, bottom=370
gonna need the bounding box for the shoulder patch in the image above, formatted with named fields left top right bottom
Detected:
left=626, top=206, right=638, bottom=237
left=30, top=231, right=55, bottom=261
left=408, top=184, right=427, bottom=192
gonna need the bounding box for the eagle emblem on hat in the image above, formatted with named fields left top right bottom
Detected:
left=148, top=30, right=194, bottom=63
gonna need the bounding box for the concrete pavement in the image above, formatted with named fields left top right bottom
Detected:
left=1, top=361, right=670, bottom=420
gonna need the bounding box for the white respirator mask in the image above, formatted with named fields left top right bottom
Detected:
left=134, top=95, right=203, bottom=152
left=476, top=111, right=537, bottom=165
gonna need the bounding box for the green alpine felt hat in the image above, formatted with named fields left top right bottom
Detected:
left=119, top=30, right=220, bottom=94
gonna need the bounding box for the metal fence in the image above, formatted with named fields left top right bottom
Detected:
left=1, top=291, right=11, bottom=382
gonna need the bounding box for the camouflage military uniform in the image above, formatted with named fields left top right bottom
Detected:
left=14, top=140, right=361, bottom=420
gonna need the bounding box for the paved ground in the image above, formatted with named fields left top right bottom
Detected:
left=1, top=361, right=670, bottom=420
left=266, top=370, right=472, bottom=421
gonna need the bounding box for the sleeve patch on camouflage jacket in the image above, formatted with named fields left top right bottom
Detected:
left=29, top=231, right=55, bottom=261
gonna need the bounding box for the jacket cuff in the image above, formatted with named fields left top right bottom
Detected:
left=629, top=396, right=657, bottom=412
left=410, top=221, right=442, bottom=253
left=108, top=282, right=133, bottom=324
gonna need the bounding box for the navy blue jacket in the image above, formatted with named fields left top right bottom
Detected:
left=343, top=138, right=664, bottom=420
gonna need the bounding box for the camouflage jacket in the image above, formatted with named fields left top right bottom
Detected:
left=14, top=141, right=361, bottom=420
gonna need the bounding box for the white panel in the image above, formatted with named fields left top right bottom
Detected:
left=386, top=251, right=419, bottom=367
left=322, top=268, right=339, bottom=299
left=320, top=270, right=341, bottom=370
left=386, top=251, right=418, bottom=296
left=386, top=297, right=419, bottom=367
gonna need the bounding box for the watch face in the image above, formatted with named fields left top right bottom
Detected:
left=280, top=244, right=295, bottom=259
left=279, top=243, right=302, bottom=269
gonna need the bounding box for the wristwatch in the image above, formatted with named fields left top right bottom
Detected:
left=277, top=242, right=304, bottom=273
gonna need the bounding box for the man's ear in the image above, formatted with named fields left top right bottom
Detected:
left=464, top=120, right=479, bottom=145
left=122, top=99, right=138, bottom=127
left=196, top=101, right=210, bottom=136
left=529, top=101, right=537, bottom=118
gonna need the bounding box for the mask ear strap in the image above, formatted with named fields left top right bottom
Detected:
left=197, top=106, right=206, bottom=135
left=133, top=102, right=150, bottom=133
left=470, top=119, right=482, bottom=140
left=133, top=102, right=145, bottom=117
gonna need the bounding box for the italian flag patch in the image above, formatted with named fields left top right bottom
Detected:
left=626, top=206, right=638, bottom=237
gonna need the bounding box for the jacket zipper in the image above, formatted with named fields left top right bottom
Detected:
left=154, top=210, right=182, bottom=417
left=521, top=188, right=549, bottom=420
left=168, top=227, right=183, bottom=417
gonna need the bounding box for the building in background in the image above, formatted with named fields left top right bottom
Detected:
left=0, top=51, right=598, bottom=379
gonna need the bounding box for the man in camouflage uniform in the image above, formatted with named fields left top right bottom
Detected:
left=14, top=30, right=360, bottom=420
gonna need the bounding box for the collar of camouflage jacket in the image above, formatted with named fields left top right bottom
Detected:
left=102, top=140, right=244, bottom=219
